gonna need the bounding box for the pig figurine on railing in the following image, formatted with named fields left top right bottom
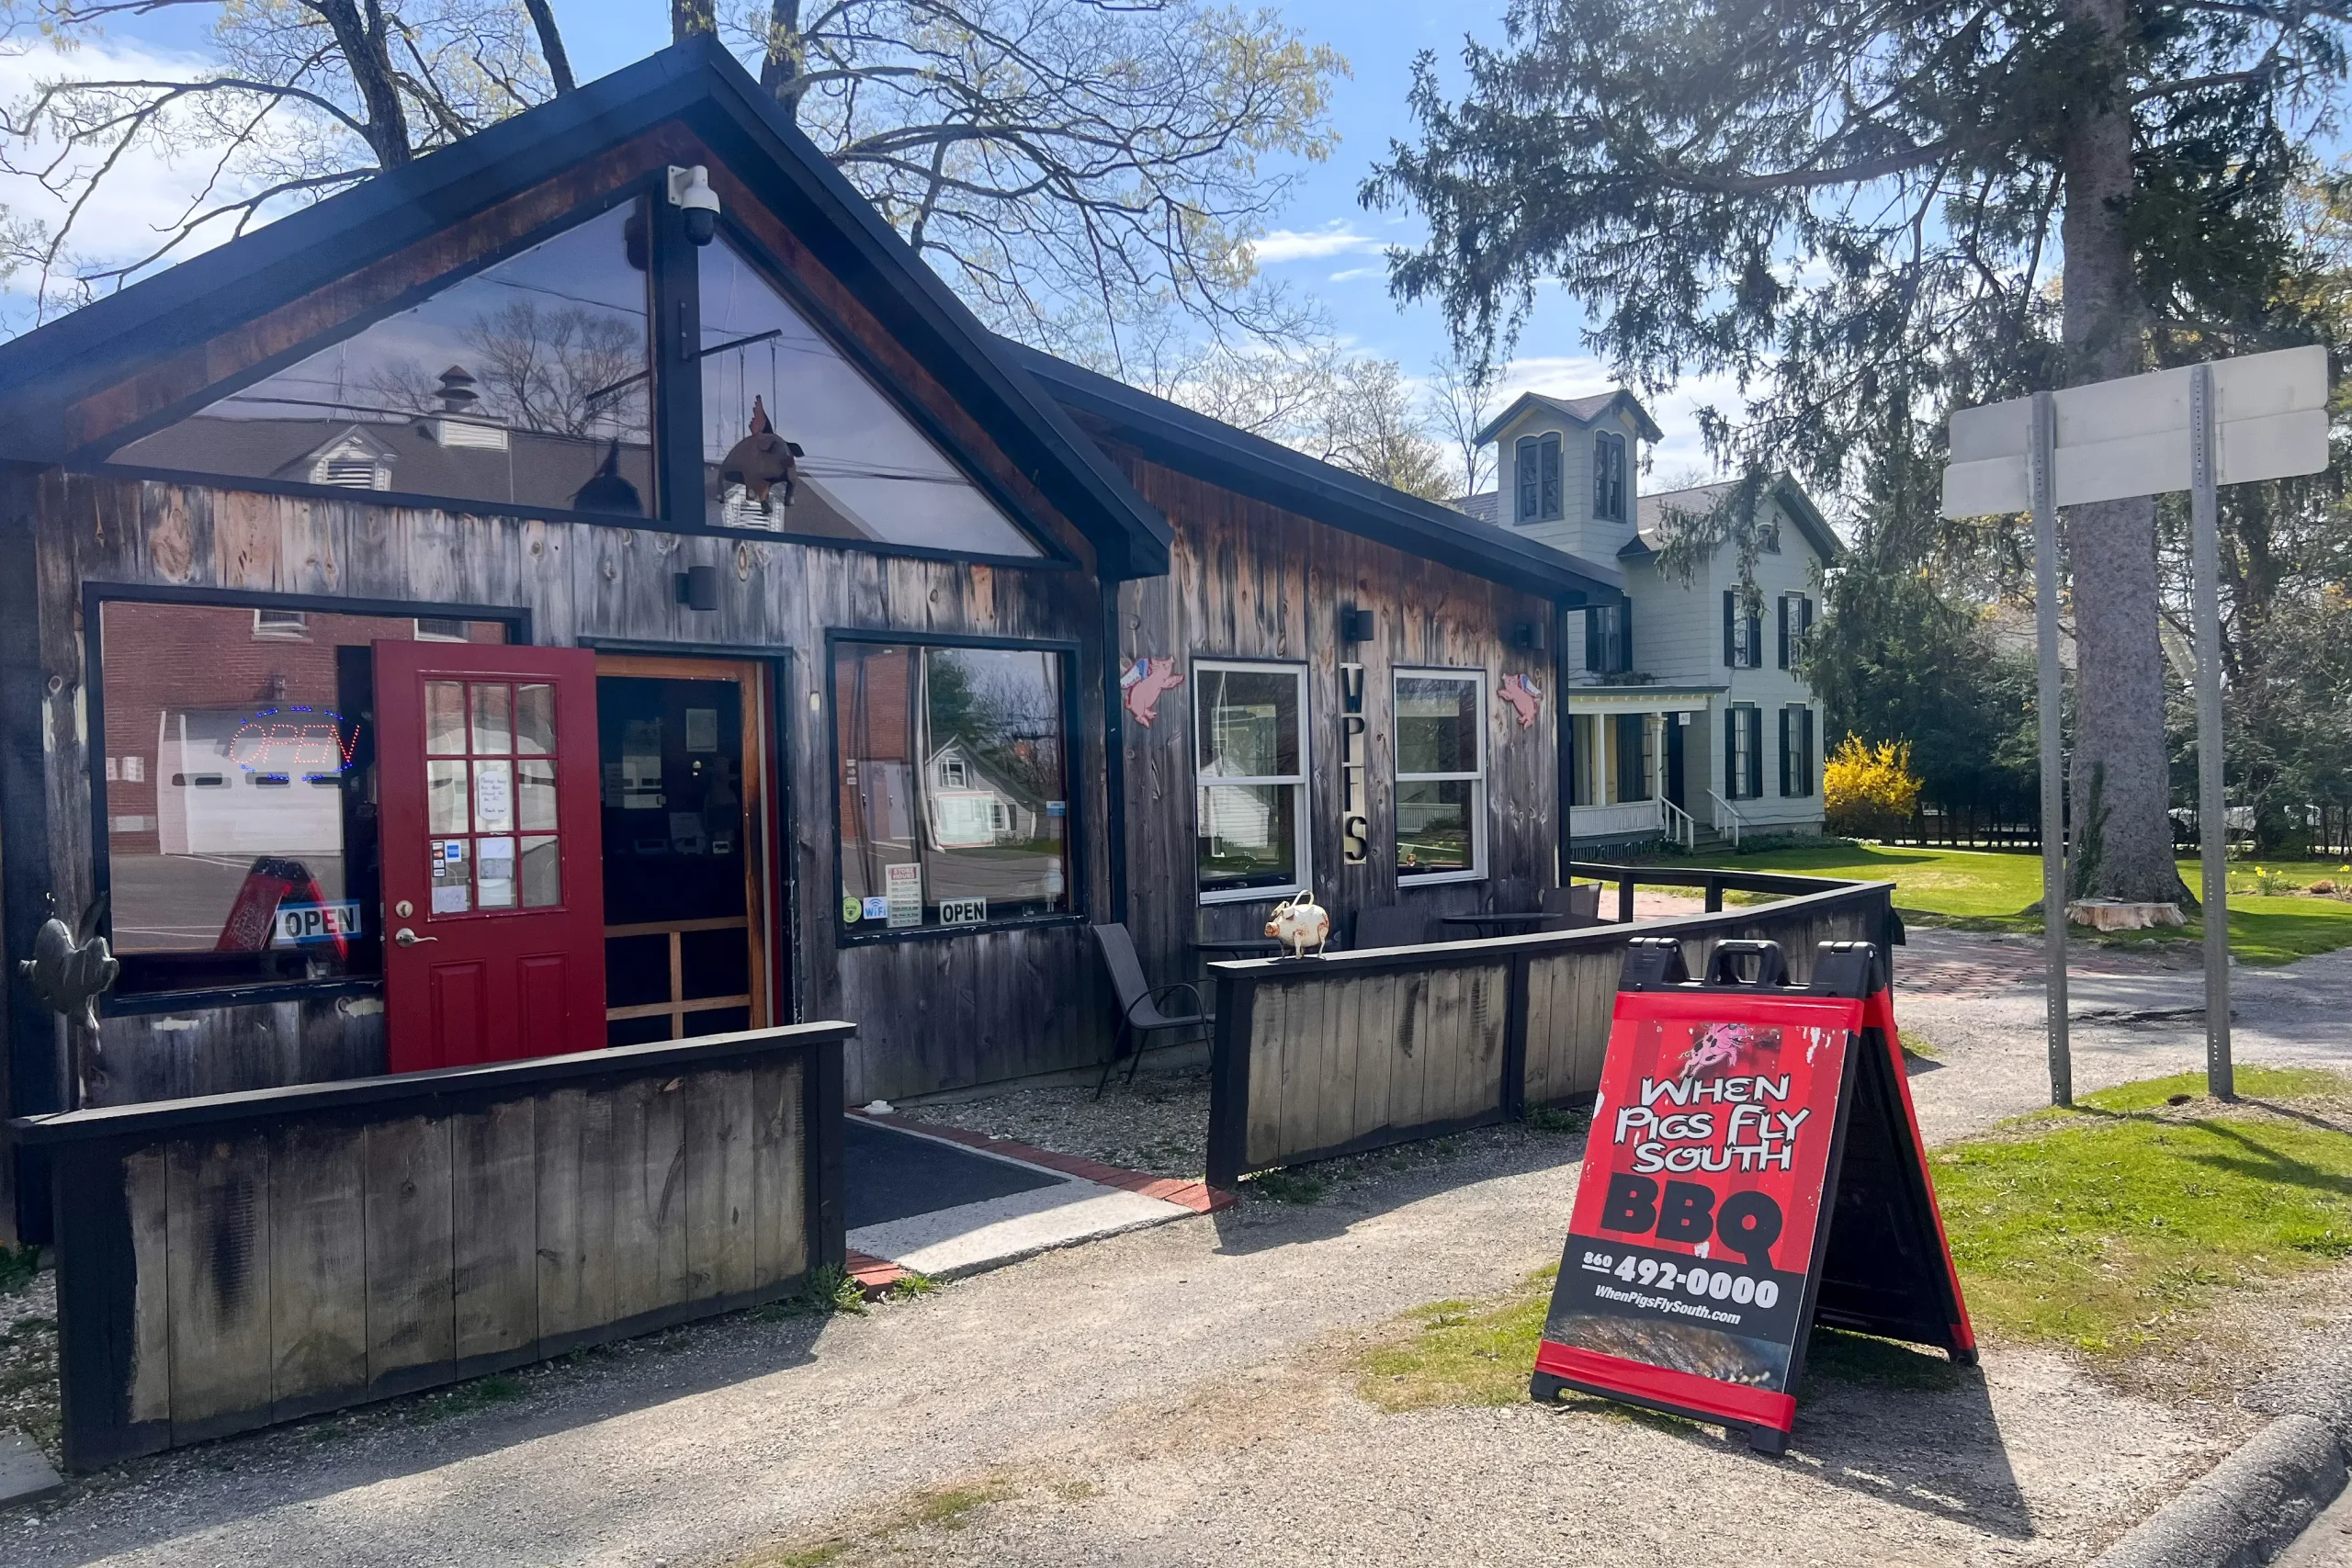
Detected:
left=1264, top=891, right=1331, bottom=958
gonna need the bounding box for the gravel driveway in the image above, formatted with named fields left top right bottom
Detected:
left=0, top=926, right=2340, bottom=1568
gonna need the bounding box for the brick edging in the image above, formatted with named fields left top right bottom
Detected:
left=843, top=1249, right=910, bottom=1299
left=851, top=1110, right=1238, bottom=1215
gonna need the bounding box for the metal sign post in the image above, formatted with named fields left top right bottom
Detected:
left=2188, top=364, right=2232, bottom=1099
left=2030, top=391, right=2070, bottom=1105
left=1943, top=345, right=2329, bottom=1104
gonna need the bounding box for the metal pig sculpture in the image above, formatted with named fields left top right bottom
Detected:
left=20, top=896, right=119, bottom=1104
left=1264, top=891, right=1331, bottom=957
left=1119, top=657, right=1185, bottom=726
left=718, top=396, right=805, bottom=514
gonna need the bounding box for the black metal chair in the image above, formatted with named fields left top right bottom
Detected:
left=1352, top=905, right=1438, bottom=950
left=1539, top=882, right=1604, bottom=930
left=1091, top=923, right=1213, bottom=1097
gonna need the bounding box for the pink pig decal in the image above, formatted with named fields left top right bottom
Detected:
left=1121, top=657, right=1185, bottom=726
left=1498, top=672, right=1544, bottom=728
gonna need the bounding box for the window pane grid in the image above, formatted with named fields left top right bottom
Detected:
left=428, top=677, right=560, bottom=918
left=1396, top=670, right=1484, bottom=878
left=1195, top=662, right=1308, bottom=897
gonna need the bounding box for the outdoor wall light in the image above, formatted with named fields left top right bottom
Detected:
left=677, top=564, right=721, bottom=611
left=667, top=164, right=721, bottom=246
left=1339, top=607, right=1375, bottom=644
left=1509, top=619, right=1545, bottom=651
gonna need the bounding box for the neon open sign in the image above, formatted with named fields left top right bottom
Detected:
left=229, top=705, right=359, bottom=777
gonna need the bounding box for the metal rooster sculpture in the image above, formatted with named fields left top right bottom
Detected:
left=20, top=894, right=118, bottom=1107
left=718, top=396, right=803, bottom=514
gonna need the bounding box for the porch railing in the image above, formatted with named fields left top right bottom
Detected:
left=1660, top=796, right=1698, bottom=850
left=12, top=1021, right=850, bottom=1472
left=1203, top=864, right=1896, bottom=1189
left=1709, top=789, right=1747, bottom=848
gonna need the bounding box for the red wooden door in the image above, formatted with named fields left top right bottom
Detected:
left=376, top=641, right=606, bottom=1072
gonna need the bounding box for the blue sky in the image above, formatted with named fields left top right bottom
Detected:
left=0, top=3, right=1730, bottom=479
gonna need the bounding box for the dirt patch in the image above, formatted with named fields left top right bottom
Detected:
left=839, top=1313, right=2233, bottom=1568
left=899, top=1066, right=1213, bottom=1179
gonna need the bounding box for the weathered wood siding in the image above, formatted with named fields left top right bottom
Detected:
left=1110, top=449, right=1563, bottom=990
left=10, top=469, right=1112, bottom=1106
left=18, top=1023, right=845, bottom=1472
left=2, top=129, right=1125, bottom=1119
left=1206, top=880, right=1897, bottom=1186
left=1242, top=963, right=1510, bottom=1170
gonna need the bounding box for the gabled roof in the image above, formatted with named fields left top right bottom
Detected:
left=1452, top=491, right=1500, bottom=526
left=1475, top=389, right=1665, bottom=446
left=1627, top=477, right=1841, bottom=562
left=0, top=37, right=1170, bottom=579
left=1006, top=344, right=1623, bottom=604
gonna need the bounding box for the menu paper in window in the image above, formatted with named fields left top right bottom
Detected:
left=886, top=862, right=922, bottom=928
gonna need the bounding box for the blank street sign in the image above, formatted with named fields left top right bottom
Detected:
left=1940, top=344, right=2329, bottom=516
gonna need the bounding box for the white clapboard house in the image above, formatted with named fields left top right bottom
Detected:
left=1455, top=391, right=1838, bottom=850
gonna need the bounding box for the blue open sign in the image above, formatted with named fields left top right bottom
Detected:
left=272, top=900, right=363, bottom=948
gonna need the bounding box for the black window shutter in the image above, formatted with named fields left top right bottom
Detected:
left=1777, top=596, right=1790, bottom=669
left=1747, top=710, right=1764, bottom=798
left=1620, top=597, right=1634, bottom=673
left=1802, top=596, right=1815, bottom=638
left=1778, top=707, right=1791, bottom=795
left=1747, top=609, right=1763, bottom=671
left=1723, top=592, right=1736, bottom=667
left=1802, top=706, right=1815, bottom=795
left=1724, top=707, right=1738, bottom=797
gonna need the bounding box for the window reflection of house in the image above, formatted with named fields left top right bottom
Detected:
left=1196, top=752, right=1275, bottom=852
left=923, top=739, right=1041, bottom=849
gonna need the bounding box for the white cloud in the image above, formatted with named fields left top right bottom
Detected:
left=1247, top=221, right=1382, bottom=264
left=1326, top=264, right=1384, bottom=283
left=0, top=38, right=306, bottom=332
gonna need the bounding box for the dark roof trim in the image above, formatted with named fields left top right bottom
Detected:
left=0, top=38, right=1169, bottom=579
left=1624, top=475, right=1841, bottom=564
left=1476, top=389, right=1666, bottom=446
left=1005, top=344, right=1623, bottom=604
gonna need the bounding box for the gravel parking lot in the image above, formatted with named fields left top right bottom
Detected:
left=1, top=925, right=2344, bottom=1568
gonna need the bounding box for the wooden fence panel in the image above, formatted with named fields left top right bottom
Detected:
left=15, top=1024, right=851, bottom=1472
left=1208, top=872, right=1895, bottom=1186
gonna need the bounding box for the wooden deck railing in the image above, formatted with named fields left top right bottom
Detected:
left=1204, top=864, right=1897, bottom=1188
left=11, top=1022, right=850, bottom=1472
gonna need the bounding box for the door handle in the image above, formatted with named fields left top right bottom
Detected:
left=394, top=928, right=438, bottom=947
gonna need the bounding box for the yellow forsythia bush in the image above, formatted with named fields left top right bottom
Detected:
left=1824, top=737, right=1922, bottom=840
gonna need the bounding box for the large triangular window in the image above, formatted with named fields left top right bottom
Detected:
left=112, top=201, right=655, bottom=517
left=696, top=238, right=1038, bottom=557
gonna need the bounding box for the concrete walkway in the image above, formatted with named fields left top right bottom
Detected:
left=1, top=928, right=2342, bottom=1568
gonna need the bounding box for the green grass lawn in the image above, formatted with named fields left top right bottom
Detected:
left=1633, top=840, right=2352, bottom=965
left=1356, top=1067, right=2352, bottom=1409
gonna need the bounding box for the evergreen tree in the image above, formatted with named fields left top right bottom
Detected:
left=1364, top=0, right=2343, bottom=901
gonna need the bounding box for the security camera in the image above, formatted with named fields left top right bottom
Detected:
left=667, top=164, right=720, bottom=247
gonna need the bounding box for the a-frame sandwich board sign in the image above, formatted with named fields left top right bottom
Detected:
left=1531, top=938, right=1974, bottom=1456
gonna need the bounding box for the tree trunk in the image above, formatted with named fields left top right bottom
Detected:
left=318, top=0, right=412, bottom=166
left=521, top=0, right=577, bottom=94
left=2056, top=0, right=2188, bottom=904
left=762, top=0, right=806, bottom=119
